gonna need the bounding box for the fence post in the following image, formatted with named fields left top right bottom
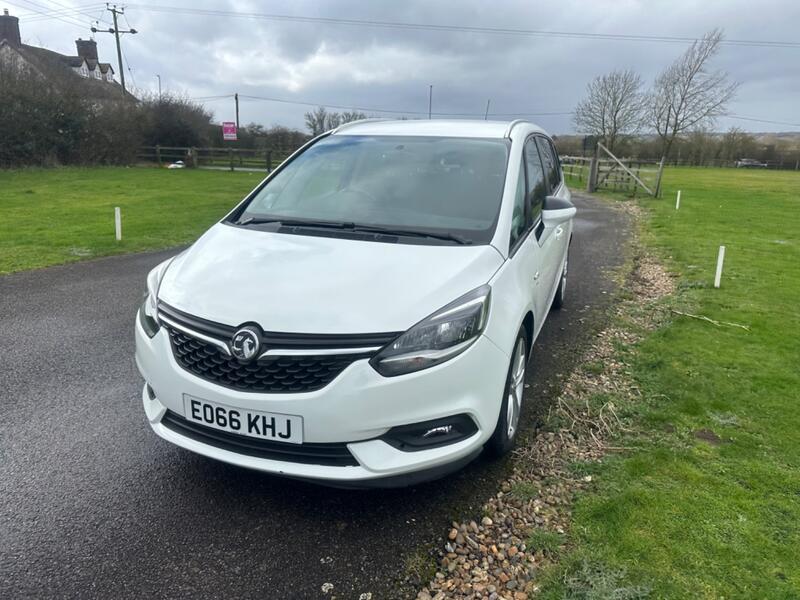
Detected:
left=229, top=148, right=234, bottom=172
left=190, top=147, right=198, bottom=168
left=654, top=156, right=666, bottom=197
left=714, top=246, right=726, bottom=288
left=155, top=145, right=162, bottom=167
left=114, top=207, right=122, bottom=241
left=586, top=147, right=599, bottom=193
left=267, top=150, right=273, bottom=172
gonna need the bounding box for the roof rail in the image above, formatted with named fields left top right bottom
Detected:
left=333, top=118, right=392, bottom=133
left=503, top=119, right=527, bottom=138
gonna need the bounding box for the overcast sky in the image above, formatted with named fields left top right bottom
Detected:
left=10, top=0, right=800, bottom=134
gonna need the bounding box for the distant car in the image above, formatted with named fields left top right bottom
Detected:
left=135, top=119, right=575, bottom=487
left=736, top=158, right=767, bottom=168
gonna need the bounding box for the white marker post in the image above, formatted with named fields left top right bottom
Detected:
left=714, top=245, right=726, bottom=288
left=115, top=207, right=122, bottom=241
left=675, top=190, right=681, bottom=210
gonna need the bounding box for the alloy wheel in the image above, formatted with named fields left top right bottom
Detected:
left=506, top=338, right=526, bottom=439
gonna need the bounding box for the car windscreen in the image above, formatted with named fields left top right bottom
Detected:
left=233, top=135, right=511, bottom=245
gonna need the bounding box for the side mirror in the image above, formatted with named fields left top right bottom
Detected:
left=542, top=195, right=576, bottom=226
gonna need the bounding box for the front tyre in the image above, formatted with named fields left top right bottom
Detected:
left=551, top=251, right=569, bottom=310
left=485, top=328, right=528, bottom=457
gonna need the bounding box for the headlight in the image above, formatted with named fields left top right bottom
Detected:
left=139, top=259, right=171, bottom=338
left=370, top=284, right=491, bottom=377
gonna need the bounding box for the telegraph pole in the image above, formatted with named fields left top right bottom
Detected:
left=92, top=5, right=137, bottom=96
left=428, top=85, right=433, bottom=119
left=156, top=74, right=161, bottom=100
left=110, top=7, right=124, bottom=93
left=484, top=99, right=491, bottom=120
left=234, top=92, right=240, bottom=129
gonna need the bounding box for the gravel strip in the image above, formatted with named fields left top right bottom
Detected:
left=416, top=204, right=675, bottom=600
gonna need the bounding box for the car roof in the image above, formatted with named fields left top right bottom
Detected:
left=331, top=119, right=547, bottom=139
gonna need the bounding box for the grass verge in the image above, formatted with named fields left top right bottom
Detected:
left=0, top=167, right=262, bottom=274
left=544, top=167, right=800, bottom=598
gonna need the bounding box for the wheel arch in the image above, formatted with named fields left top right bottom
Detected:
left=521, top=311, right=534, bottom=360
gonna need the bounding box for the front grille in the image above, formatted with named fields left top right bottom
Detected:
left=166, top=325, right=372, bottom=393
left=161, top=410, right=359, bottom=467
left=158, top=302, right=401, bottom=393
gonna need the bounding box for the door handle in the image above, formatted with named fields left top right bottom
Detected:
left=554, top=226, right=564, bottom=240
left=533, top=271, right=540, bottom=281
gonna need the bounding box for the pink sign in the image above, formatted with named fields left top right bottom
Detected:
left=222, top=121, right=237, bottom=141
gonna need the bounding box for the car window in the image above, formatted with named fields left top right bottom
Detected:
left=509, top=157, right=527, bottom=248
left=238, top=135, right=511, bottom=245
left=524, top=138, right=547, bottom=224
left=536, top=137, right=561, bottom=192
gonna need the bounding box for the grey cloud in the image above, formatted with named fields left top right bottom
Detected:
left=12, top=0, right=800, bottom=133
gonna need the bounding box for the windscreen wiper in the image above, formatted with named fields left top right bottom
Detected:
left=235, top=216, right=355, bottom=229
left=348, top=224, right=471, bottom=245
left=235, top=217, right=470, bottom=245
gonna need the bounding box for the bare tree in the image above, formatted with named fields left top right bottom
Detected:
left=323, top=112, right=340, bottom=130
left=649, top=29, right=739, bottom=158
left=304, top=106, right=328, bottom=136
left=340, top=110, right=367, bottom=124
left=574, top=69, right=644, bottom=152
left=719, top=127, right=757, bottom=162
left=305, top=107, right=368, bottom=135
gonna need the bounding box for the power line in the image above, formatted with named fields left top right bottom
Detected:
left=18, top=3, right=104, bottom=22
left=234, top=93, right=572, bottom=118
left=12, top=0, right=97, bottom=18
left=121, top=45, right=136, bottom=89
left=190, top=94, right=797, bottom=130
left=12, top=0, right=87, bottom=28
left=729, top=115, right=800, bottom=128
left=32, top=0, right=111, bottom=25
left=191, top=95, right=236, bottom=101
left=125, top=3, right=800, bottom=49
left=6, top=0, right=89, bottom=29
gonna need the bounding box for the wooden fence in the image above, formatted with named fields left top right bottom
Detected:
left=137, top=146, right=296, bottom=171
left=562, top=144, right=665, bottom=197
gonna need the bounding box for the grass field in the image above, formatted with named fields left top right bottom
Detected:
left=0, top=167, right=262, bottom=274
left=549, top=167, right=800, bottom=597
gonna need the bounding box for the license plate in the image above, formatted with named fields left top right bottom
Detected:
left=183, top=395, right=303, bottom=444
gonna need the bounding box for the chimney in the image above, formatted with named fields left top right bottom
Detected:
left=75, top=38, right=98, bottom=60
left=0, top=8, right=21, bottom=47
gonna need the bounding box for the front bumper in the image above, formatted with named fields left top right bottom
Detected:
left=135, top=315, right=510, bottom=485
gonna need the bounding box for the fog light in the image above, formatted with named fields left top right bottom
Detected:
left=381, top=414, right=477, bottom=452
left=423, top=425, right=453, bottom=439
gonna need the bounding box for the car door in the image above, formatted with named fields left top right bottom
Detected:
left=534, top=136, right=570, bottom=307
left=519, top=137, right=551, bottom=330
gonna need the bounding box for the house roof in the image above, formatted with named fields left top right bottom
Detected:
left=9, top=43, right=128, bottom=100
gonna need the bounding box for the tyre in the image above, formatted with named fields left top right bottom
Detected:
left=550, top=251, right=568, bottom=310
left=485, top=327, right=528, bottom=457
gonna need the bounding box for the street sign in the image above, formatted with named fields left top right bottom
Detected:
left=222, top=122, right=237, bottom=141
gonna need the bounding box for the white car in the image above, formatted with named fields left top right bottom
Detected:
left=135, top=119, right=575, bottom=487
